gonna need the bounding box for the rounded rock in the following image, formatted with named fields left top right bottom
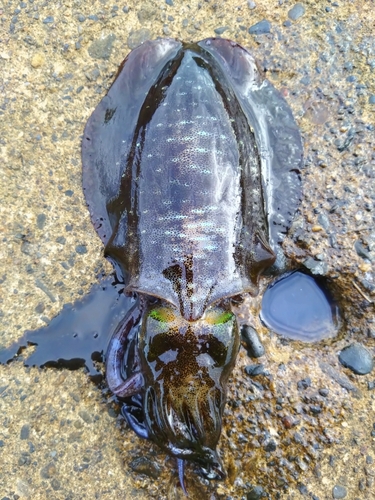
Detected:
left=288, top=3, right=306, bottom=21
left=241, top=325, right=265, bottom=358
left=339, top=343, right=374, bottom=375
left=332, top=485, right=347, bottom=499
left=248, top=19, right=271, bottom=35
left=214, top=26, right=229, bottom=35
left=75, top=244, right=87, bottom=255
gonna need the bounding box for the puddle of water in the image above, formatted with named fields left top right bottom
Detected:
left=0, top=277, right=133, bottom=382
left=260, top=271, right=340, bottom=342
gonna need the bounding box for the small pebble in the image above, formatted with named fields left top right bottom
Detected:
left=247, top=485, right=264, bottom=500
left=303, top=257, right=328, bottom=275
left=18, top=452, right=31, bottom=466
left=20, top=424, right=30, bottom=440
left=354, top=240, right=371, bottom=260
left=85, top=68, right=100, bottom=82
left=88, top=34, right=116, bottom=60
left=43, top=16, right=54, bottom=24
left=297, top=377, right=311, bottom=390
left=281, top=415, right=295, bottom=429
left=75, top=245, right=87, bottom=255
left=264, top=439, right=277, bottom=452
left=244, top=364, right=266, bottom=377
left=339, top=343, right=374, bottom=375
left=51, top=478, right=61, bottom=490
left=35, top=302, right=45, bottom=314
left=129, top=456, right=161, bottom=479
left=214, top=26, right=229, bottom=35
left=298, top=484, right=308, bottom=495
left=248, top=19, right=271, bottom=35
left=241, top=325, right=265, bottom=358
left=369, top=95, right=375, bottom=104
left=163, top=26, right=171, bottom=36
left=309, top=405, right=322, bottom=414
left=288, top=3, right=306, bottom=20
left=332, top=485, right=347, bottom=499
left=37, top=213, right=46, bottom=229
left=40, top=462, right=57, bottom=479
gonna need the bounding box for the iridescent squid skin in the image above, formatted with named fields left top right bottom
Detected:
left=82, top=38, right=303, bottom=486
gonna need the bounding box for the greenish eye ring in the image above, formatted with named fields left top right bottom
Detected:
left=214, top=311, right=234, bottom=325
left=149, top=307, right=176, bottom=323
left=205, top=309, right=234, bottom=325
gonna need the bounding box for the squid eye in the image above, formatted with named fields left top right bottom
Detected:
left=149, top=307, right=176, bottom=323
left=205, top=308, right=234, bottom=325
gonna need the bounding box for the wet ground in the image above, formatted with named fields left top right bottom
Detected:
left=0, top=0, right=374, bottom=499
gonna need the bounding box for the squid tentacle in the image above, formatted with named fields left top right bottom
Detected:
left=177, top=459, right=188, bottom=497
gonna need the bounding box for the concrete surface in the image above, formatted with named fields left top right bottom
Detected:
left=0, top=1, right=374, bottom=499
